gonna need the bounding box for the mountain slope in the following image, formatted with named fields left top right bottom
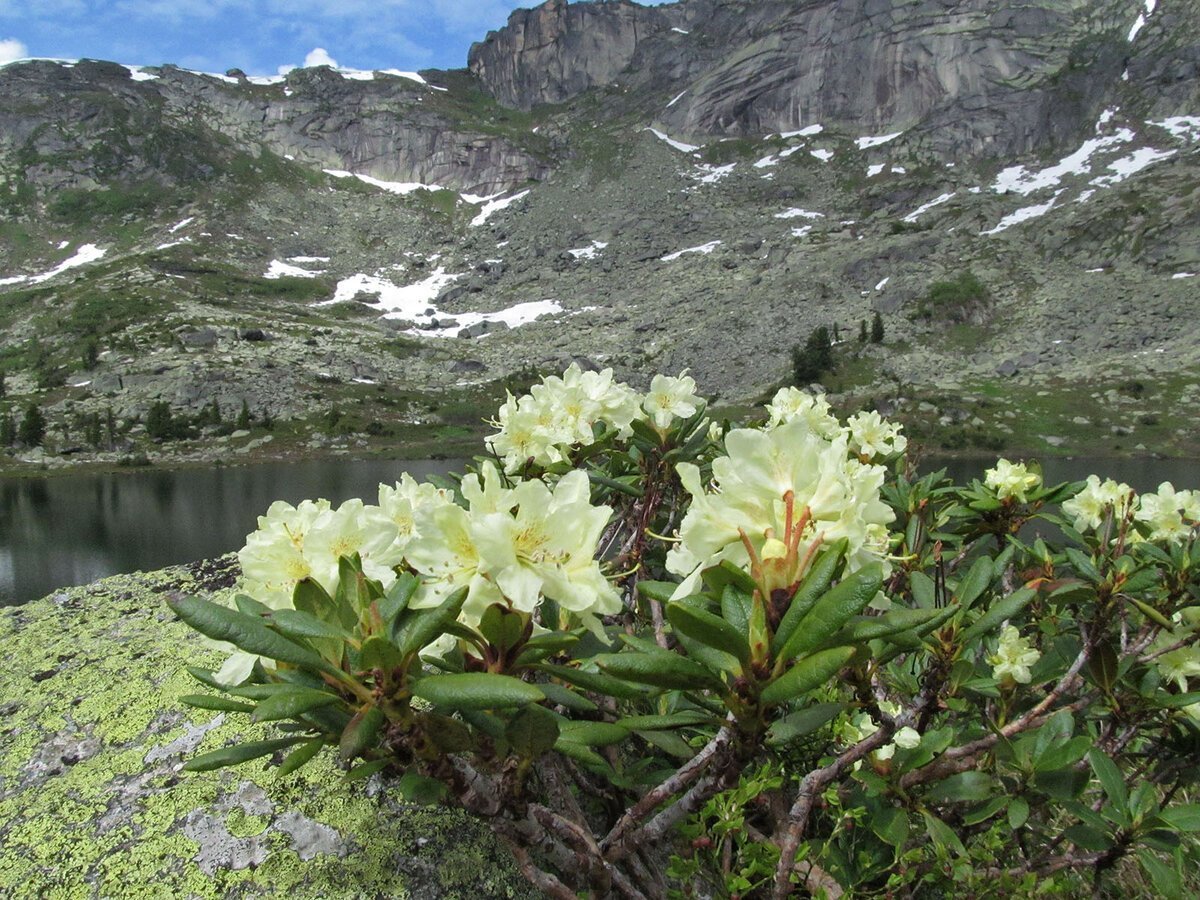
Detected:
left=0, top=0, right=1198, bottom=467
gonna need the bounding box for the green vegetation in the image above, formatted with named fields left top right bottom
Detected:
left=916, top=271, right=990, bottom=322
left=791, top=325, right=833, bottom=384
left=17, top=402, right=46, bottom=447
left=870, top=310, right=884, bottom=344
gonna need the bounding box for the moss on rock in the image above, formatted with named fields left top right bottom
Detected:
left=0, top=557, right=535, bottom=899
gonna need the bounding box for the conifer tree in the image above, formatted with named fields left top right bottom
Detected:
left=870, top=311, right=885, bottom=344
left=18, top=402, right=46, bottom=447
left=236, top=399, right=251, bottom=430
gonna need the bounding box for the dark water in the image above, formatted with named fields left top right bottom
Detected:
left=0, top=455, right=1195, bottom=606
left=0, top=458, right=460, bottom=606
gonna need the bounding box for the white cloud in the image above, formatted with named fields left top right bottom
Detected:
left=0, top=37, right=27, bottom=64
left=303, top=46, right=337, bottom=68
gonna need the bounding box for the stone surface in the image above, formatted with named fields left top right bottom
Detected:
left=0, top=558, right=534, bottom=900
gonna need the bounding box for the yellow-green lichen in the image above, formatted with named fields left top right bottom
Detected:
left=0, top=560, right=536, bottom=900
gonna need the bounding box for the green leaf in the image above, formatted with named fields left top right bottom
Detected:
left=637, top=729, right=695, bottom=759
left=872, top=806, right=910, bottom=848
left=586, top=471, right=643, bottom=497
left=637, top=580, right=678, bottom=605
left=1008, top=796, right=1030, bottom=829
left=1088, top=641, right=1119, bottom=692
left=927, top=771, right=996, bottom=804
left=953, top=556, right=993, bottom=609
left=700, top=560, right=759, bottom=597
left=615, top=711, right=716, bottom=730
left=185, top=666, right=227, bottom=690
left=479, top=603, right=528, bottom=653
left=397, top=772, right=448, bottom=804
left=558, top=721, right=629, bottom=747
left=180, top=694, right=256, bottom=714
left=1157, top=804, right=1200, bottom=831
left=778, top=564, right=883, bottom=662
left=293, top=577, right=336, bottom=619
left=168, top=595, right=340, bottom=678
left=836, top=606, right=955, bottom=643
left=251, top=687, right=341, bottom=723
left=183, top=737, right=303, bottom=772
left=1063, top=824, right=1112, bottom=852
left=344, top=758, right=391, bottom=782
left=537, top=681, right=598, bottom=713
left=235, top=593, right=272, bottom=617
left=1137, top=849, right=1182, bottom=900
left=1035, top=735, right=1092, bottom=772
left=339, top=704, right=385, bottom=761
left=271, top=609, right=352, bottom=642
left=1065, top=548, right=1101, bottom=583
left=597, top=652, right=724, bottom=692
left=514, top=631, right=581, bottom=667
left=277, top=738, right=325, bottom=777
left=378, top=572, right=418, bottom=628
left=960, top=587, right=1038, bottom=645
left=392, top=586, right=468, bottom=657
left=553, top=739, right=610, bottom=770
left=766, top=703, right=842, bottom=747
left=505, top=705, right=560, bottom=758
left=909, top=571, right=936, bottom=609
left=720, top=584, right=753, bottom=639
left=1088, top=749, right=1128, bottom=810
left=760, top=646, right=855, bottom=707
left=922, top=811, right=967, bottom=857
left=359, top=635, right=405, bottom=673
left=1125, top=595, right=1175, bottom=630
left=413, top=672, right=545, bottom=710
left=667, top=600, right=750, bottom=665
left=963, top=796, right=1007, bottom=826
left=771, top=539, right=848, bottom=655
left=538, top=664, right=649, bottom=701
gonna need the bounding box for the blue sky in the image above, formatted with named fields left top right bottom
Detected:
left=0, top=1, right=671, bottom=74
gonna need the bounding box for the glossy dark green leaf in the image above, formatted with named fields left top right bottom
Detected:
left=927, top=771, right=996, bottom=804
left=378, top=572, right=418, bottom=628
left=553, top=739, right=610, bottom=769
left=537, top=681, right=598, bottom=713
left=597, top=652, right=724, bottom=692
left=179, top=694, right=256, bottom=714
left=1063, top=824, right=1112, bottom=852
left=339, top=704, right=385, bottom=761
left=1157, top=804, right=1200, bottom=831
left=872, top=806, right=909, bottom=847
left=700, top=560, right=759, bottom=597
left=778, top=564, right=883, bottom=662
left=637, top=728, right=694, bottom=759
left=277, top=737, right=325, bottom=777
left=293, top=577, right=336, bottom=618
left=235, top=593, right=272, bottom=617
left=953, top=556, right=993, bottom=609
left=344, top=758, right=391, bottom=782
left=760, top=646, right=855, bottom=707
left=413, top=672, right=545, bottom=709
left=771, top=539, right=848, bottom=655
left=359, top=635, right=405, bottom=673
left=963, top=796, right=1007, bottom=826
left=1087, top=641, right=1119, bottom=692
left=667, top=600, right=750, bottom=665
left=559, top=721, right=629, bottom=747
left=960, top=587, right=1038, bottom=645
left=922, top=811, right=967, bottom=856
left=1007, top=797, right=1030, bottom=829
left=167, top=595, right=339, bottom=678
left=836, top=606, right=955, bottom=643
left=909, top=571, right=936, bottom=609
left=538, top=663, right=649, bottom=701
left=766, top=702, right=842, bottom=747
left=392, top=586, right=468, bottom=657
left=185, top=666, right=227, bottom=690
left=505, top=705, right=560, bottom=757
left=397, top=771, right=448, bottom=804
left=251, top=687, right=340, bottom=723
left=615, top=711, right=715, bottom=730
left=183, top=737, right=303, bottom=772
left=720, top=584, right=753, bottom=639
left=637, top=580, right=679, bottom=605
left=271, top=608, right=352, bottom=642
left=479, top=603, right=528, bottom=653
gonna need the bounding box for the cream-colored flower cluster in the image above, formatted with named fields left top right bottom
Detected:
left=220, top=465, right=619, bottom=683
left=1134, top=482, right=1200, bottom=543
left=764, top=388, right=905, bottom=461
left=666, top=416, right=895, bottom=597
left=984, top=459, right=1042, bottom=502
left=988, top=625, right=1041, bottom=685
left=486, top=364, right=645, bottom=472
left=840, top=701, right=921, bottom=762
left=1061, top=474, right=1136, bottom=532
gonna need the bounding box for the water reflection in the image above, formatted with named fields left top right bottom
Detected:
left=0, top=458, right=460, bottom=605
left=0, top=455, right=1195, bottom=606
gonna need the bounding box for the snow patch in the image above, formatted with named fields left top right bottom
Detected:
left=469, top=190, right=530, bottom=227
left=810, top=149, right=833, bottom=162
left=265, top=260, right=324, bottom=279
left=981, top=191, right=1063, bottom=236
left=773, top=207, right=824, bottom=220
left=992, top=129, right=1135, bottom=194
left=691, top=162, right=736, bottom=185
left=1128, top=14, right=1146, bottom=41
left=325, top=169, right=443, bottom=196
left=875, top=277, right=890, bottom=291
left=408, top=300, right=564, bottom=338
left=1089, top=147, right=1176, bottom=186
left=322, top=268, right=461, bottom=319
left=169, top=217, right=195, bottom=234
left=790, top=226, right=814, bottom=238
left=155, top=239, right=189, bottom=251
left=855, top=132, right=902, bottom=150
left=1150, top=116, right=1200, bottom=142
left=866, top=164, right=885, bottom=177
left=567, top=241, right=608, bottom=260
left=671, top=27, right=690, bottom=34
left=1171, top=272, right=1196, bottom=280
left=779, top=125, right=823, bottom=139
left=666, top=90, right=687, bottom=108
left=124, top=65, right=158, bottom=81
left=646, top=128, right=700, bottom=153
left=288, top=256, right=330, bottom=264
left=903, top=191, right=955, bottom=223
left=661, top=240, right=721, bottom=262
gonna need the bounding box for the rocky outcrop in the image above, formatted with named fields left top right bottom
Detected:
left=0, top=558, right=534, bottom=899
left=471, top=0, right=1200, bottom=159
left=0, top=60, right=549, bottom=197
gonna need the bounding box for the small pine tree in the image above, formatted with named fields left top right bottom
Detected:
left=870, top=311, right=885, bottom=344
left=0, top=369, right=6, bottom=398
left=81, top=337, right=99, bottom=370
left=0, top=408, right=14, bottom=446
left=104, top=406, right=117, bottom=449
left=236, top=399, right=251, bottom=430
left=145, top=401, right=174, bottom=441
left=18, top=402, right=46, bottom=447
left=859, top=319, right=868, bottom=343
left=85, top=414, right=102, bottom=447
left=207, top=398, right=222, bottom=426
left=791, top=325, right=833, bottom=385
left=832, top=323, right=840, bottom=342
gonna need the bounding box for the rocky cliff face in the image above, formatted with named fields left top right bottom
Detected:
left=472, top=0, right=1200, bottom=159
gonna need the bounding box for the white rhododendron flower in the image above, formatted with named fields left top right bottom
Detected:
left=846, top=410, right=907, bottom=460
left=764, top=387, right=844, bottom=438
left=1150, top=627, right=1200, bottom=692
left=486, top=363, right=643, bottom=471
left=1135, top=482, right=1199, bottom=543
left=840, top=703, right=918, bottom=761
left=666, top=417, right=894, bottom=597
left=378, top=473, right=454, bottom=557
left=1061, top=474, right=1136, bottom=532
left=302, top=499, right=400, bottom=593
left=989, top=625, right=1041, bottom=684
left=984, top=459, right=1041, bottom=503
left=643, top=372, right=700, bottom=429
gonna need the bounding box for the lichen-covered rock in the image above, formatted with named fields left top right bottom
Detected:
left=0, top=557, right=535, bottom=900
